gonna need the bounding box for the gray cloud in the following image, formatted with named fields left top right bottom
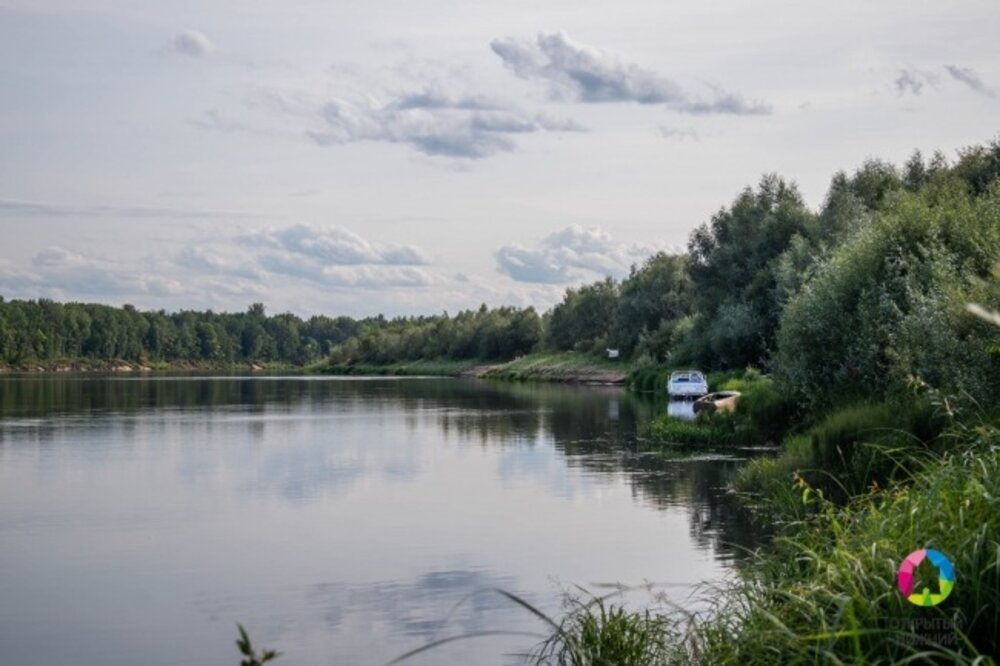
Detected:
left=308, top=90, right=582, bottom=159
left=894, top=67, right=937, bottom=96
left=188, top=109, right=248, bottom=133
left=176, top=246, right=263, bottom=281
left=944, top=65, right=995, bottom=97
left=0, top=198, right=259, bottom=220
left=491, top=32, right=770, bottom=115
left=659, top=126, right=699, bottom=141
left=388, top=90, right=505, bottom=111
left=496, top=225, right=669, bottom=284
left=258, top=253, right=433, bottom=288
left=172, top=30, right=215, bottom=57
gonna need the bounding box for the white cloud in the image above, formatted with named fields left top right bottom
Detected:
left=0, top=247, right=187, bottom=299
left=491, top=32, right=771, bottom=115
left=172, top=30, right=215, bottom=58
left=0, top=223, right=442, bottom=310
left=495, top=225, right=670, bottom=284
left=239, top=224, right=435, bottom=288
left=240, top=223, right=430, bottom=266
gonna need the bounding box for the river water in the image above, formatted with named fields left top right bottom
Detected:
left=0, top=375, right=759, bottom=665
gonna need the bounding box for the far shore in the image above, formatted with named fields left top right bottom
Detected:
left=2, top=352, right=629, bottom=385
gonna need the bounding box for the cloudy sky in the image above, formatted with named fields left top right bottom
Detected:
left=1, top=0, right=998, bottom=317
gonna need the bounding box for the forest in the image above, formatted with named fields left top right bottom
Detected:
left=3, top=138, right=999, bottom=407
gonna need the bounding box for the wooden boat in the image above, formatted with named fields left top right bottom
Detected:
left=693, top=391, right=741, bottom=415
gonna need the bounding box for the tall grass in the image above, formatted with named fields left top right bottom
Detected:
left=528, top=590, right=684, bottom=666
left=689, top=439, right=1000, bottom=664
left=481, top=351, right=625, bottom=382
left=518, top=436, right=1000, bottom=665
left=643, top=412, right=738, bottom=448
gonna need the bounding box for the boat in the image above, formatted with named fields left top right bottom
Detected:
left=693, top=391, right=741, bottom=415
left=667, top=370, right=708, bottom=399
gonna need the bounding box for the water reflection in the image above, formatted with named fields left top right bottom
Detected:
left=0, top=375, right=761, bottom=666
left=667, top=399, right=696, bottom=421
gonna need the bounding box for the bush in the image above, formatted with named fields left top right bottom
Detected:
left=776, top=185, right=1000, bottom=408
left=733, top=379, right=800, bottom=444
left=644, top=411, right=738, bottom=448
left=528, top=591, right=682, bottom=666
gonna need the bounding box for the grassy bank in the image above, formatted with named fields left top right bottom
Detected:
left=478, top=351, right=627, bottom=384
left=318, top=358, right=482, bottom=377
left=527, top=360, right=1000, bottom=664
left=526, top=429, right=1000, bottom=664
left=641, top=369, right=799, bottom=449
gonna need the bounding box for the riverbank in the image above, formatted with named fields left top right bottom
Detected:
left=318, top=358, right=482, bottom=377
left=533, top=366, right=1000, bottom=663
left=476, top=351, right=626, bottom=384
left=0, top=359, right=300, bottom=374
left=319, top=352, right=628, bottom=384
left=0, top=352, right=628, bottom=385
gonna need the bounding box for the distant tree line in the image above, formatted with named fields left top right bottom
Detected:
left=0, top=297, right=546, bottom=367
left=2, top=138, right=998, bottom=403
left=0, top=300, right=361, bottom=366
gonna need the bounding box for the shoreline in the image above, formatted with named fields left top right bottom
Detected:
left=321, top=352, right=627, bottom=385
left=2, top=353, right=629, bottom=385
left=0, top=359, right=301, bottom=374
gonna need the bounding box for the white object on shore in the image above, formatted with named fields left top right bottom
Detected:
left=667, top=370, right=708, bottom=398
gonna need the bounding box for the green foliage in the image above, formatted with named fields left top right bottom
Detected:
left=0, top=298, right=544, bottom=369
left=731, top=451, right=811, bottom=524
left=693, top=439, right=1000, bottom=663
left=528, top=591, right=682, bottom=666
left=546, top=278, right=618, bottom=353
left=528, top=435, right=1000, bottom=665
left=236, top=624, right=280, bottom=666
left=610, top=253, right=692, bottom=359
left=734, top=397, right=948, bottom=519
left=685, top=174, right=818, bottom=368
left=843, top=158, right=904, bottom=211
left=776, top=183, right=1000, bottom=407
left=804, top=400, right=945, bottom=500
left=952, top=137, right=1000, bottom=197
left=732, top=377, right=800, bottom=444
left=321, top=358, right=480, bottom=377
left=644, top=411, right=738, bottom=448
left=328, top=304, right=542, bottom=366
left=0, top=300, right=358, bottom=366
left=479, top=351, right=624, bottom=382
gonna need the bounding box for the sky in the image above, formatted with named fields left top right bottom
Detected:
left=1, top=0, right=998, bottom=318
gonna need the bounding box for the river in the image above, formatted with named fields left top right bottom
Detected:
left=0, top=375, right=760, bottom=665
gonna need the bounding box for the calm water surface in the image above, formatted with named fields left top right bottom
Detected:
left=0, top=376, right=759, bottom=665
